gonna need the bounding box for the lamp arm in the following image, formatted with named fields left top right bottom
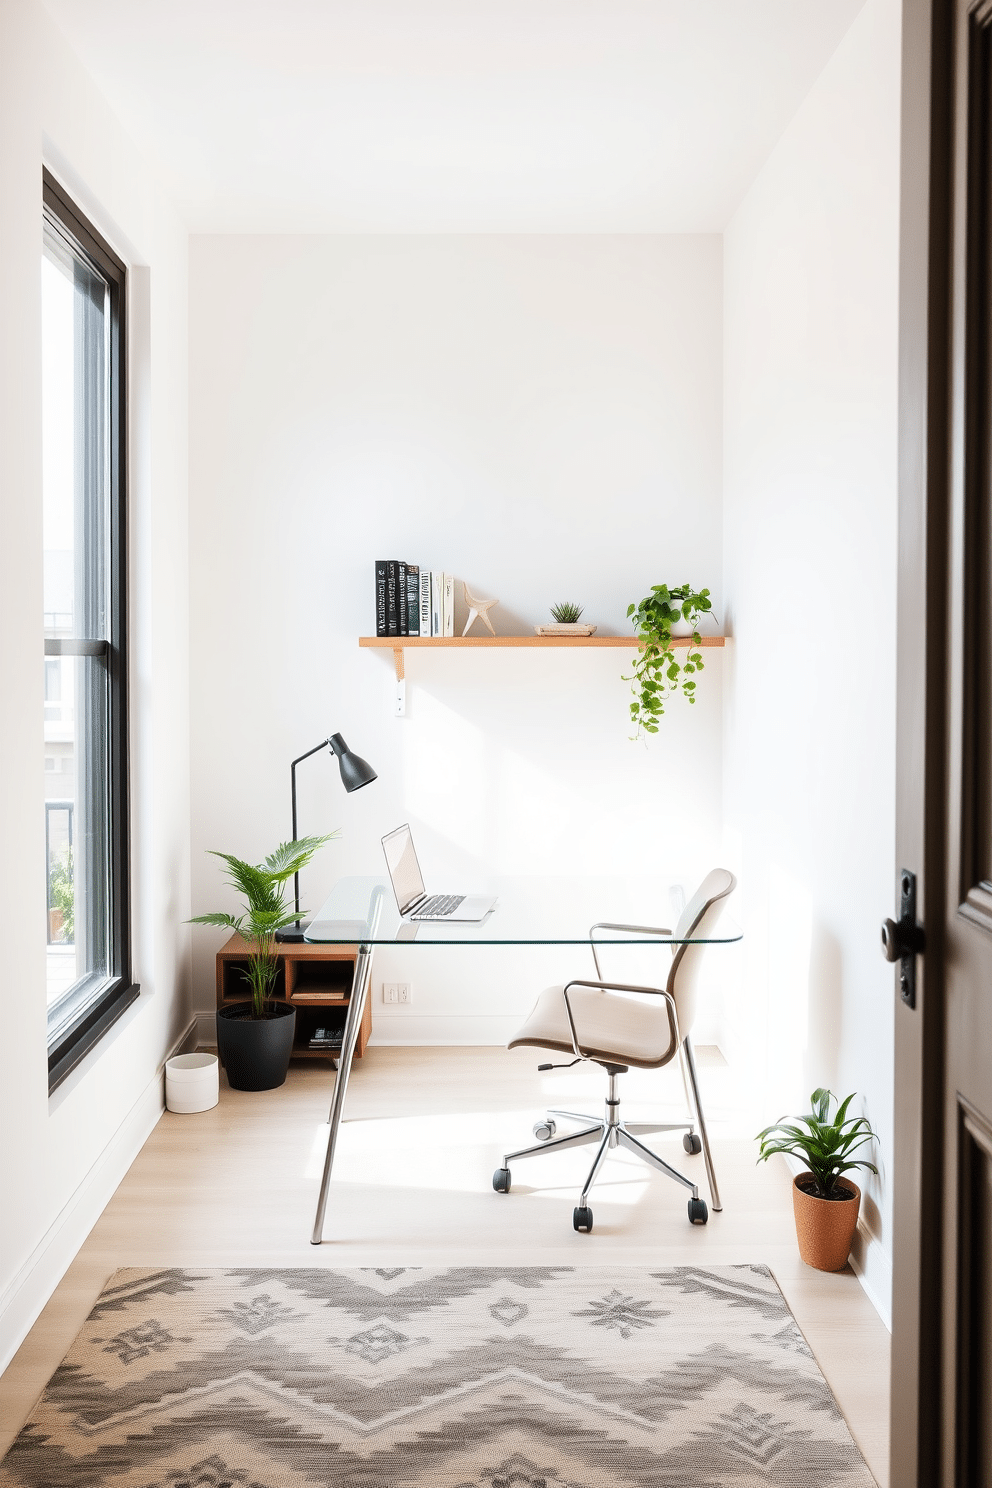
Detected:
left=290, top=738, right=334, bottom=920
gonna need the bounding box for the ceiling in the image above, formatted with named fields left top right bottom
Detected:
left=42, top=0, right=865, bottom=234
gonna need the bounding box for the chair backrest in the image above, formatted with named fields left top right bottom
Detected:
left=666, top=869, right=737, bottom=1043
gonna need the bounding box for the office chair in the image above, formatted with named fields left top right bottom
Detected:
left=492, top=868, right=736, bottom=1232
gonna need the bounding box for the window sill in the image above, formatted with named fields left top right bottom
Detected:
left=48, top=980, right=141, bottom=1095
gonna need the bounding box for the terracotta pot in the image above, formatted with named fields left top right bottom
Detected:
left=792, top=1172, right=861, bottom=1271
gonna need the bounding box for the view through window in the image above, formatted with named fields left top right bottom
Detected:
left=42, top=173, right=134, bottom=1088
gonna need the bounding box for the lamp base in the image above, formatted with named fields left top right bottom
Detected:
left=275, top=921, right=310, bottom=944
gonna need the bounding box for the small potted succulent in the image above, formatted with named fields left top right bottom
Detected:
left=191, top=834, right=334, bottom=1091
left=536, top=601, right=596, bottom=636
left=756, top=1088, right=878, bottom=1271
left=624, top=583, right=713, bottom=734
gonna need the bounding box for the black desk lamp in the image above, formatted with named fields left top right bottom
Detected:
left=275, top=732, right=377, bottom=943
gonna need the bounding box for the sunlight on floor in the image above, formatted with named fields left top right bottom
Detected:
left=309, top=1107, right=689, bottom=1206
left=303, top=1044, right=755, bottom=1205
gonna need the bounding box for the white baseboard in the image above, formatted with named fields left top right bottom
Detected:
left=0, top=1018, right=197, bottom=1374
left=848, top=1214, right=892, bottom=1332
left=369, top=1015, right=514, bottom=1046
left=195, top=1009, right=514, bottom=1049
left=780, top=1153, right=891, bottom=1333
left=196, top=1010, right=217, bottom=1047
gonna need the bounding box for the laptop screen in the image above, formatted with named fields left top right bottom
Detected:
left=382, top=824, right=426, bottom=914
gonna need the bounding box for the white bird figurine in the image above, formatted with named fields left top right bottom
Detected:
left=462, top=581, right=498, bottom=637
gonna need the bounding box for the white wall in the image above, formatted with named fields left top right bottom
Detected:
left=188, top=235, right=726, bottom=1042
left=722, top=0, right=901, bottom=1322
left=0, top=0, right=191, bottom=1367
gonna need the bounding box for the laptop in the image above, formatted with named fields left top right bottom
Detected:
left=381, top=824, right=497, bottom=922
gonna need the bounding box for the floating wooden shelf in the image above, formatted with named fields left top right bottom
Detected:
left=359, top=633, right=726, bottom=680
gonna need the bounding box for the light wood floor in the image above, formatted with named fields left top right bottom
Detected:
left=0, top=1045, right=891, bottom=1483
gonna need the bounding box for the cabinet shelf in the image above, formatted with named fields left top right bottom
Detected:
left=215, top=934, right=369, bottom=1062
left=359, top=633, right=726, bottom=680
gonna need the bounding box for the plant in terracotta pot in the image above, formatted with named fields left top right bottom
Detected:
left=756, top=1088, right=878, bottom=1272
left=191, top=834, right=334, bottom=1092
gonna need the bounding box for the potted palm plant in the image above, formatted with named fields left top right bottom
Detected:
left=191, top=835, right=334, bottom=1091
left=756, top=1088, right=878, bottom=1272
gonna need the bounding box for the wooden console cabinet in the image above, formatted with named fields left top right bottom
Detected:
left=215, top=935, right=371, bottom=1061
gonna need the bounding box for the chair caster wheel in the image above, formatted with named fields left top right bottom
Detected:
left=533, top=1119, right=557, bottom=1141
left=688, top=1197, right=708, bottom=1224
left=683, top=1133, right=702, bottom=1155
left=573, top=1205, right=593, bottom=1233
left=493, top=1167, right=511, bottom=1193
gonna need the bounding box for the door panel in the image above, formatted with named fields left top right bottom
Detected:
left=944, top=3, right=992, bottom=1483
left=890, top=2, right=953, bottom=1482
left=957, top=1100, right=992, bottom=1482
left=960, top=3, right=992, bottom=918
left=894, top=1, right=992, bottom=1481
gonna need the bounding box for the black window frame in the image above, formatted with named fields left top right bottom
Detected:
left=43, top=169, right=137, bottom=1093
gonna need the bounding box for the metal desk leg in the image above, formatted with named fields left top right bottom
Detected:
left=310, top=939, right=376, bottom=1244
left=683, top=1035, right=722, bottom=1212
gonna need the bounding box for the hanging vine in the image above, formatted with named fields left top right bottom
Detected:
left=624, top=583, right=713, bottom=735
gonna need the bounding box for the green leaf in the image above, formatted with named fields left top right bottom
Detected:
left=263, top=832, right=338, bottom=881
left=188, top=911, right=242, bottom=931
left=755, top=1089, right=878, bottom=1181
left=208, top=852, right=281, bottom=914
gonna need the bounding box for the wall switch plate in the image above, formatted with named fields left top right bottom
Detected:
left=382, top=983, right=397, bottom=1003
left=383, top=982, right=412, bottom=1003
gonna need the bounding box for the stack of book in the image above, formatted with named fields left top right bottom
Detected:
left=375, top=562, right=455, bottom=638
left=309, top=1025, right=344, bottom=1052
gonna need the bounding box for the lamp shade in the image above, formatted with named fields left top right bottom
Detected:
left=329, top=733, right=377, bottom=792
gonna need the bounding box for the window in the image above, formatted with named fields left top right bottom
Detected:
left=42, top=171, right=135, bottom=1091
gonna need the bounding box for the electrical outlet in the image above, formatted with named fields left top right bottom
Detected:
left=382, top=983, right=398, bottom=1003
left=396, top=983, right=411, bottom=1004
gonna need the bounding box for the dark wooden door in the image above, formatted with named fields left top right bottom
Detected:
left=891, top=1, right=992, bottom=1481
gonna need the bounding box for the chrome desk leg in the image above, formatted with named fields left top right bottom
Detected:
left=677, top=1041, right=697, bottom=1138
left=311, top=939, right=375, bottom=1245
left=683, top=1035, right=722, bottom=1212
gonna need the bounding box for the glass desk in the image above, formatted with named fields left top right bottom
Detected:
left=304, top=876, right=742, bottom=1242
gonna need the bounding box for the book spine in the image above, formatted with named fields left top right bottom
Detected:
left=419, top=569, right=432, bottom=635
left=431, top=571, right=443, bottom=637
left=406, top=564, right=420, bottom=635
left=386, top=561, right=399, bottom=637
left=443, top=573, right=454, bottom=636
left=375, top=560, right=388, bottom=637
left=397, top=562, right=409, bottom=636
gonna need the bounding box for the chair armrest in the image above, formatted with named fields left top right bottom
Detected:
left=588, top=922, right=673, bottom=979
left=589, top=921, right=673, bottom=937
left=560, top=978, right=681, bottom=1063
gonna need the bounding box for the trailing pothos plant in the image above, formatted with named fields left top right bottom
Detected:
left=624, top=583, right=713, bottom=735
left=756, top=1087, right=878, bottom=1199
left=190, top=834, right=336, bottom=1019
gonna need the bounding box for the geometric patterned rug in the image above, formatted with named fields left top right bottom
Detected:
left=0, top=1266, right=876, bottom=1487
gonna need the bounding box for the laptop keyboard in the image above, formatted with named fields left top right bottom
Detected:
left=413, top=894, right=465, bottom=918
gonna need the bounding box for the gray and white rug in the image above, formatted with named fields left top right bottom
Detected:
left=0, top=1266, right=875, bottom=1486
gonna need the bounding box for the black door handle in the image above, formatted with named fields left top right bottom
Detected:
left=882, top=870, right=924, bottom=1007
left=881, top=916, right=925, bottom=962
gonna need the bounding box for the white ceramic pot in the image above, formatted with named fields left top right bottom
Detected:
left=166, top=1052, right=219, bottom=1113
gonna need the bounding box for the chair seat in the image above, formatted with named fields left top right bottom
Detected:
left=508, top=984, right=677, bottom=1069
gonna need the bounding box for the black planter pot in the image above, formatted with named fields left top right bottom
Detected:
left=217, top=1001, right=297, bottom=1091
